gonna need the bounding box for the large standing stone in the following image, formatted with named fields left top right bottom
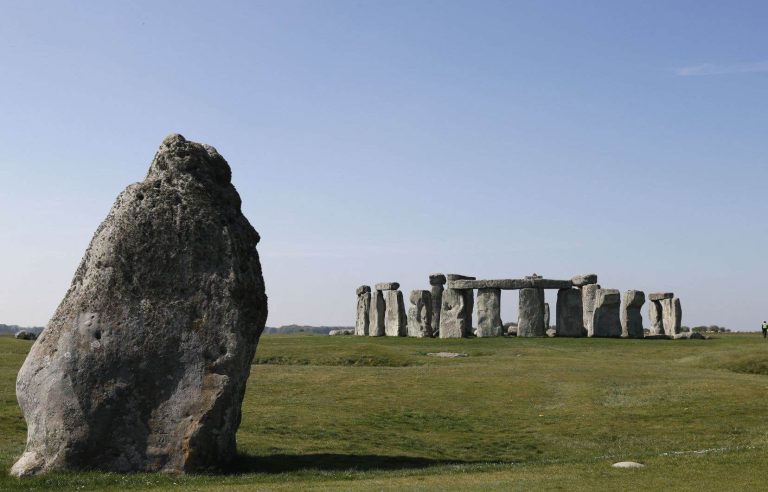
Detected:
left=439, top=288, right=467, bottom=338
left=355, top=286, right=371, bottom=336
left=369, top=290, right=385, bottom=336
left=556, top=288, right=584, bottom=337
left=581, top=284, right=601, bottom=336
left=407, top=290, right=432, bottom=338
left=592, top=289, right=622, bottom=337
left=447, top=274, right=475, bottom=336
left=476, top=288, right=503, bottom=337
left=661, top=297, right=682, bottom=336
left=544, top=303, right=550, bottom=329
left=518, top=288, right=546, bottom=336
left=11, top=135, right=268, bottom=476
left=648, top=300, right=664, bottom=336
left=429, top=274, right=446, bottom=338
left=384, top=290, right=407, bottom=337
left=621, top=290, right=645, bottom=339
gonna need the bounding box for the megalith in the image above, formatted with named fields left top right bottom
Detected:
left=648, top=293, right=672, bottom=336
left=369, top=289, right=386, bottom=336
left=407, top=290, right=432, bottom=338
left=592, top=289, right=622, bottom=337
left=447, top=274, right=475, bottom=336
left=571, top=273, right=598, bottom=287
left=661, top=297, right=682, bottom=336
left=439, top=288, right=467, bottom=338
left=581, top=284, right=601, bottom=336
left=11, top=135, right=268, bottom=476
left=355, top=285, right=371, bottom=336
left=556, top=288, right=584, bottom=337
left=518, top=288, right=546, bottom=336
left=381, top=285, right=407, bottom=337
left=429, top=274, right=446, bottom=337
left=476, top=288, right=503, bottom=337
left=621, top=290, right=645, bottom=338
left=544, top=303, right=550, bottom=329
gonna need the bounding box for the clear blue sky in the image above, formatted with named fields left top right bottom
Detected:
left=1, top=1, right=766, bottom=330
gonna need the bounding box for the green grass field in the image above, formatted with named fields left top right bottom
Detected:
left=1, top=333, right=767, bottom=490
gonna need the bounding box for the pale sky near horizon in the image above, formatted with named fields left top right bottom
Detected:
left=1, top=1, right=766, bottom=330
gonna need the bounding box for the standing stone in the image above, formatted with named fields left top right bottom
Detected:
left=518, top=288, right=546, bottom=336
left=407, top=290, right=432, bottom=337
left=476, top=288, right=503, bottom=337
left=429, top=274, right=446, bottom=338
left=581, top=284, right=601, bottom=337
left=369, top=290, right=385, bottom=336
left=556, top=288, right=584, bottom=337
left=544, top=303, right=550, bottom=329
left=621, top=290, right=645, bottom=339
left=355, top=286, right=371, bottom=336
left=11, top=135, right=268, bottom=476
left=661, top=297, right=682, bottom=336
left=384, top=289, right=407, bottom=337
left=648, top=300, right=664, bottom=336
left=447, top=274, right=475, bottom=336
left=592, top=289, right=622, bottom=337
left=439, top=288, right=467, bottom=338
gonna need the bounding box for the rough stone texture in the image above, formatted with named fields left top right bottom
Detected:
left=11, top=135, right=268, bottom=477
left=591, top=289, right=622, bottom=338
left=621, top=290, right=645, bottom=339
left=556, top=288, right=584, bottom=337
left=430, top=283, right=444, bottom=338
left=544, top=303, right=550, bottom=328
left=660, top=297, right=682, bottom=336
left=375, top=282, right=400, bottom=291
left=648, top=300, right=664, bottom=336
left=446, top=273, right=475, bottom=281
left=407, top=290, right=432, bottom=338
left=368, top=290, right=385, bottom=336
left=546, top=328, right=557, bottom=337
left=476, top=288, right=503, bottom=337
left=383, top=290, right=407, bottom=337
left=581, top=284, right=601, bottom=337
left=429, top=273, right=447, bottom=286
left=355, top=291, right=371, bottom=336
left=14, top=331, right=37, bottom=340
left=518, top=288, right=546, bottom=336
left=463, top=289, right=475, bottom=336
left=439, top=288, right=467, bottom=338
left=356, top=285, right=371, bottom=296
left=571, top=273, right=598, bottom=287
left=447, top=278, right=571, bottom=290
left=648, top=292, right=674, bottom=301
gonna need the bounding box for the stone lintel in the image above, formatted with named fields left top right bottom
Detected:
left=447, top=278, right=572, bottom=290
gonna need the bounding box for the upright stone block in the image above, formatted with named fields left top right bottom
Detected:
left=476, top=288, right=503, bottom=337
left=355, top=285, right=371, bottom=336
left=648, top=300, right=664, bottom=336
left=407, top=290, right=432, bottom=338
left=463, top=289, right=475, bottom=336
left=621, top=290, right=645, bottom=338
left=439, top=288, right=467, bottom=338
left=581, top=284, right=601, bottom=337
left=369, top=290, right=385, bottom=336
left=556, top=288, right=584, bottom=337
left=429, top=274, right=446, bottom=337
left=518, top=288, right=546, bottom=336
left=384, top=289, right=407, bottom=336
left=661, top=297, right=682, bottom=336
left=592, top=289, right=622, bottom=337
left=544, top=303, right=550, bottom=328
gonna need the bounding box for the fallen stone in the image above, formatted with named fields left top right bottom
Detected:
left=369, top=290, right=385, bottom=336
left=14, top=331, right=37, bottom=341
left=556, top=288, right=584, bottom=337
left=439, top=288, right=467, bottom=338
left=329, top=329, right=353, bottom=336
left=621, top=290, right=645, bottom=339
left=11, top=134, right=268, bottom=477
left=571, top=273, right=598, bottom=287
left=689, top=332, right=706, bottom=339
left=648, top=292, right=674, bottom=301
left=429, top=273, right=447, bottom=285
left=581, top=284, right=601, bottom=336
left=355, top=289, right=371, bottom=336
left=407, top=290, right=432, bottom=338
left=612, top=461, right=645, bottom=468
left=518, top=288, right=546, bottom=336
left=644, top=334, right=671, bottom=340
left=384, top=290, right=407, bottom=336
left=546, top=328, right=556, bottom=337
left=356, top=285, right=371, bottom=296
left=476, top=288, right=503, bottom=337
left=592, top=289, right=622, bottom=338
left=375, top=282, right=400, bottom=291
left=426, top=352, right=468, bottom=358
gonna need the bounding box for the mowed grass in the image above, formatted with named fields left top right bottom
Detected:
left=1, top=333, right=768, bottom=490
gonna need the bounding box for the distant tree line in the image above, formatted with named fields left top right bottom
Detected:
left=681, top=325, right=731, bottom=334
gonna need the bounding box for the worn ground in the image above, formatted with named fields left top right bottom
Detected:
left=1, top=333, right=766, bottom=490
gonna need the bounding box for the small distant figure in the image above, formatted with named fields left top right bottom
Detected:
left=762, top=321, right=768, bottom=339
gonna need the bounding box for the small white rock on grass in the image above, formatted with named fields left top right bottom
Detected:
left=612, top=461, right=645, bottom=468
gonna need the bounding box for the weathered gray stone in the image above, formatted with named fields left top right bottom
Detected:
left=14, top=331, right=37, bottom=340
left=447, top=278, right=572, bottom=290
left=556, top=288, right=584, bottom=337
left=544, top=303, right=550, bottom=328
left=463, top=289, right=475, bottom=336
left=375, top=282, right=400, bottom=291
left=648, top=300, right=664, bottom=336
left=439, top=288, right=467, bottom=338
left=546, top=328, right=556, bottom=337
left=592, top=289, right=622, bottom=338
left=476, top=288, right=503, bottom=337
left=571, top=273, right=598, bottom=287
left=355, top=290, right=371, bottom=336
left=430, top=283, right=444, bottom=338
left=407, top=290, right=432, bottom=338
left=11, top=134, right=268, bottom=477
left=356, top=285, right=371, bottom=296
left=446, top=273, right=475, bottom=281
left=429, top=273, right=447, bottom=285
left=369, top=290, right=385, bottom=336
left=384, top=290, right=407, bottom=336
left=581, top=284, right=601, bottom=336
left=621, top=290, right=645, bottom=339
left=648, top=292, right=674, bottom=301
left=660, top=297, right=682, bottom=336
left=518, top=288, right=546, bottom=336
